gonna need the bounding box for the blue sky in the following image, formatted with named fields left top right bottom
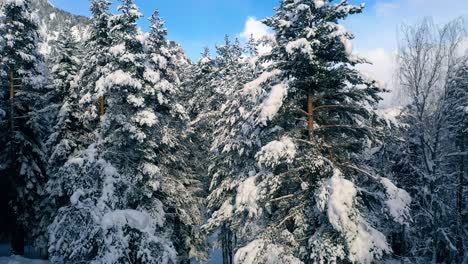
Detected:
left=49, top=0, right=468, bottom=100
left=49, top=0, right=468, bottom=59
left=49, top=0, right=279, bottom=59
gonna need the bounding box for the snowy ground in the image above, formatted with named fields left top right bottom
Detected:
left=0, top=256, right=49, bottom=264
left=0, top=245, right=48, bottom=264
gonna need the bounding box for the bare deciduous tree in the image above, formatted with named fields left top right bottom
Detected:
left=396, top=17, right=467, bottom=262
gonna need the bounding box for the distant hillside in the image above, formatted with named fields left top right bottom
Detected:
left=32, top=0, right=90, bottom=56
left=1, top=0, right=90, bottom=56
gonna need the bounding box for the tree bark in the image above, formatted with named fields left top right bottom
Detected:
left=11, top=222, right=24, bottom=256
left=456, top=116, right=466, bottom=262
left=307, top=95, right=314, bottom=141
left=99, top=96, right=105, bottom=115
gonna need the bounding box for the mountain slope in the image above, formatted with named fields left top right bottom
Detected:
left=31, top=0, right=90, bottom=56
left=1, top=0, right=90, bottom=56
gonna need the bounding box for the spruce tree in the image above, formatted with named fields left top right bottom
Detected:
left=437, top=61, right=467, bottom=263
left=146, top=9, right=207, bottom=262
left=48, top=1, right=203, bottom=262
left=39, top=31, right=82, bottom=249
left=206, top=1, right=412, bottom=263
left=203, top=36, right=259, bottom=264
left=0, top=0, right=48, bottom=254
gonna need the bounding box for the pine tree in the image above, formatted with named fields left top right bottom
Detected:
left=377, top=19, right=468, bottom=263
left=47, top=0, right=205, bottom=262
left=46, top=31, right=81, bottom=173
left=203, top=36, right=260, bottom=264
left=39, top=31, right=82, bottom=249
left=0, top=0, right=48, bottom=254
left=206, top=1, right=412, bottom=263
left=146, top=9, right=207, bottom=262
left=185, top=47, right=215, bottom=118
left=76, top=0, right=113, bottom=130
left=439, top=61, right=468, bottom=263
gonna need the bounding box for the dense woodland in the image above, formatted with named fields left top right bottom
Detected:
left=0, top=0, right=466, bottom=263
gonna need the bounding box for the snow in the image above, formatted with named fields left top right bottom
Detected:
left=199, top=57, right=211, bottom=64
left=70, top=189, right=85, bottom=205
left=313, top=0, right=325, bottom=8
left=0, top=257, right=48, bottom=264
left=256, top=136, right=296, bottom=167
left=109, top=44, right=126, bottom=56
left=285, top=38, right=314, bottom=57
left=207, top=200, right=234, bottom=228
left=329, top=23, right=354, bottom=56
left=126, top=94, right=145, bottom=107
left=381, top=178, right=411, bottom=224
left=235, top=175, right=260, bottom=217
left=133, top=109, right=158, bottom=127
left=143, top=68, right=161, bottom=84
left=5, top=0, right=25, bottom=6
left=318, top=169, right=391, bottom=263
left=322, top=170, right=357, bottom=233
left=258, top=83, right=288, bottom=125
left=378, top=107, right=401, bottom=125
left=243, top=69, right=281, bottom=97
left=95, top=70, right=142, bottom=96
left=234, top=239, right=303, bottom=264
left=102, top=210, right=153, bottom=231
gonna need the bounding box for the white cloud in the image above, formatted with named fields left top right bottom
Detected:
left=356, top=48, right=400, bottom=107
left=239, top=17, right=273, bottom=41
left=375, top=2, right=400, bottom=17
left=239, top=17, right=274, bottom=56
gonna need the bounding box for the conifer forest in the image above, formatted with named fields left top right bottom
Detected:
left=0, top=0, right=466, bottom=263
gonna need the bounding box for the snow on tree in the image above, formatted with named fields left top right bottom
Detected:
left=0, top=0, right=48, bottom=253
left=205, top=1, right=411, bottom=263
left=442, top=62, right=468, bottom=263
left=37, top=31, right=83, bottom=250
left=48, top=1, right=179, bottom=263
left=373, top=18, right=468, bottom=263
left=46, top=31, right=81, bottom=179
left=145, top=8, right=207, bottom=262
left=75, top=0, right=113, bottom=130
left=48, top=0, right=206, bottom=262
left=202, top=36, right=262, bottom=264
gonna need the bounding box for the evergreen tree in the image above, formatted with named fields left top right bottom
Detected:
left=40, top=31, right=82, bottom=248
left=442, top=62, right=468, bottom=263
left=47, top=1, right=204, bottom=262
left=46, top=31, right=81, bottom=174
left=76, top=0, right=113, bottom=131
left=202, top=35, right=258, bottom=264
left=146, top=9, right=207, bottom=262
left=0, top=0, right=48, bottom=254
left=376, top=18, right=468, bottom=263
left=206, top=1, right=411, bottom=263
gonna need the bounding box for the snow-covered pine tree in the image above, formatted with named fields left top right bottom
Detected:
left=379, top=18, right=467, bottom=262
left=439, top=61, right=468, bottom=263
left=48, top=0, right=202, bottom=263
left=185, top=47, right=215, bottom=118
left=203, top=36, right=261, bottom=264
left=46, top=31, right=81, bottom=172
left=145, top=9, right=207, bottom=262
left=38, top=31, right=82, bottom=249
left=75, top=0, right=112, bottom=131
left=0, top=0, right=48, bottom=254
left=206, top=1, right=412, bottom=263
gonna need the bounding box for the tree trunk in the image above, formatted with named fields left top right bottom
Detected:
left=307, top=95, right=314, bottom=141
left=99, top=96, right=105, bottom=115
left=8, top=70, right=24, bottom=256
left=456, top=117, right=466, bottom=262
left=221, top=224, right=233, bottom=264
left=11, top=222, right=24, bottom=256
